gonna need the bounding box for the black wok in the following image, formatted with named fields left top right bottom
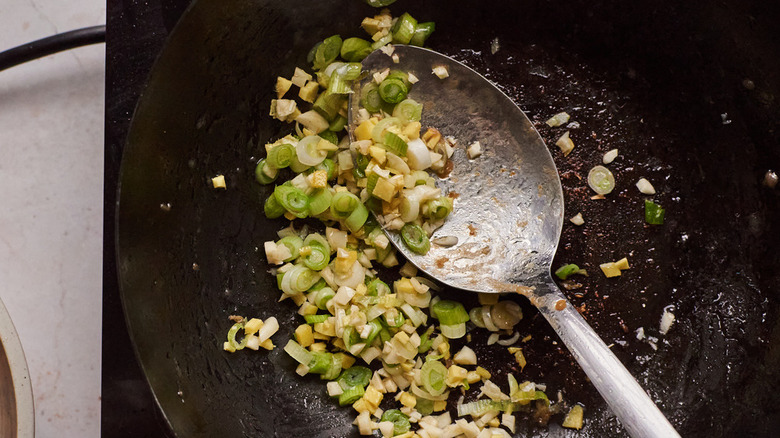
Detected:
left=112, top=0, right=780, bottom=436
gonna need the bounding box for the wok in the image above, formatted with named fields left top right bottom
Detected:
left=115, top=0, right=780, bottom=436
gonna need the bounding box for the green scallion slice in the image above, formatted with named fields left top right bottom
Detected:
left=329, top=115, right=347, bottom=132
left=645, top=200, right=665, bottom=225
left=431, top=300, right=470, bottom=325
left=226, top=321, right=247, bottom=351
left=337, top=365, right=372, bottom=391
left=276, top=235, right=303, bottom=262
left=391, top=13, right=418, bottom=45
left=313, top=287, right=335, bottom=309
left=366, top=278, right=390, bottom=296
left=400, top=223, right=430, bottom=255
left=307, top=351, right=332, bottom=374
left=303, top=314, right=329, bottom=324
left=380, top=409, right=410, bottom=435
left=366, top=172, right=380, bottom=196
left=254, top=158, right=278, bottom=184
left=340, top=37, right=372, bottom=62
left=378, top=77, right=408, bottom=104
left=423, top=197, right=453, bottom=220
left=587, top=165, right=615, bottom=195
left=314, top=158, right=337, bottom=180
left=392, top=98, right=423, bottom=122
left=420, top=360, right=447, bottom=396
left=274, top=185, right=309, bottom=218
left=302, top=245, right=329, bottom=271
left=330, top=191, right=361, bottom=219
left=284, top=339, right=312, bottom=366
left=383, top=132, right=408, bottom=157
left=308, top=188, right=333, bottom=216
left=360, top=83, right=383, bottom=114
left=267, top=143, right=295, bottom=169
left=313, top=35, right=342, bottom=71
left=409, top=22, right=435, bottom=47
left=338, top=385, right=365, bottom=406
left=345, top=203, right=369, bottom=233
left=264, top=194, right=285, bottom=219
left=555, top=264, right=581, bottom=280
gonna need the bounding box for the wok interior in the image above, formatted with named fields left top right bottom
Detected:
left=118, top=0, right=780, bottom=436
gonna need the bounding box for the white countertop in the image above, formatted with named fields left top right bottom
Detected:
left=0, top=0, right=105, bottom=436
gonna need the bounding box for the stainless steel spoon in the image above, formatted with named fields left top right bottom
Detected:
left=350, top=45, right=680, bottom=438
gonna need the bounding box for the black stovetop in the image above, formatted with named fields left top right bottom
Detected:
left=102, top=1, right=191, bottom=436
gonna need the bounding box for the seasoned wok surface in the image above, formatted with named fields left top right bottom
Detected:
left=116, top=0, right=780, bottom=436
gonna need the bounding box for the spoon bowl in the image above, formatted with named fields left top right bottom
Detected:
left=350, top=45, right=679, bottom=438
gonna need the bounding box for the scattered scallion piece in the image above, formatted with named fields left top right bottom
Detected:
left=554, top=264, right=585, bottom=280
left=254, top=158, right=278, bottom=184
left=644, top=200, right=665, bottom=225
left=545, top=112, right=570, bottom=127
left=587, top=165, right=615, bottom=195
left=555, top=131, right=575, bottom=156
left=409, top=22, right=435, bottom=46
left=400, top=223, right=430, bottom=255
left=378, top=77, right=409, bottom=104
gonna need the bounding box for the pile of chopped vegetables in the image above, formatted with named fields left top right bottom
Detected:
left=220, top=8, right=588, bottom=437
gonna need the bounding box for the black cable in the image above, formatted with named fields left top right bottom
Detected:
left=0, top=25, right=106, bottom=72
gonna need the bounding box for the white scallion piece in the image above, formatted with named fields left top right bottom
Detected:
left=545, top=112, right=570, bottom=127
left=603, top=148, right=619, bottom=164
left=407, top=72, right=419, bottom=84
left=636, top=177, right=656, bottom=195
left=569, top=212, right=584, bottom=226
left=432, top=65, right=449, bottom=79
left=555, top=131, right=575, bottom=156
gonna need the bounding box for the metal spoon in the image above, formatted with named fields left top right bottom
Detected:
left=350, top=45, right=679, bottom=438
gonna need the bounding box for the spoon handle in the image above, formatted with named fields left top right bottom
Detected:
left=537, top=282, right=679, bottom=438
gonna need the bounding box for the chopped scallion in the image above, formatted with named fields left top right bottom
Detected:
left=431, top=300, right=470, bottom=325
left=378, top=78, right=409, bottom=104
left=340, top=37, right=372, bottom=62
left=409, top=22, right=435, bottom=47
left=554, top=264, right=582, bottom=280
left=274, top=185, right=310, bottom=218
left=420, top=360, right=447, bottom=396
left=254, top=158, right=278, bottom=184
left=264, top=194, right=285, bottom=219
left=400, top=223, right=430, bottom=255
left=391, top=13, right=418, bottom=45
left=313, top=35, right=343, bottom=71
left=644, top=200, right=665, bottom=225
left=267, top=143, right=295, bottom=169
left=380, top=409, right=410, bottom=435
